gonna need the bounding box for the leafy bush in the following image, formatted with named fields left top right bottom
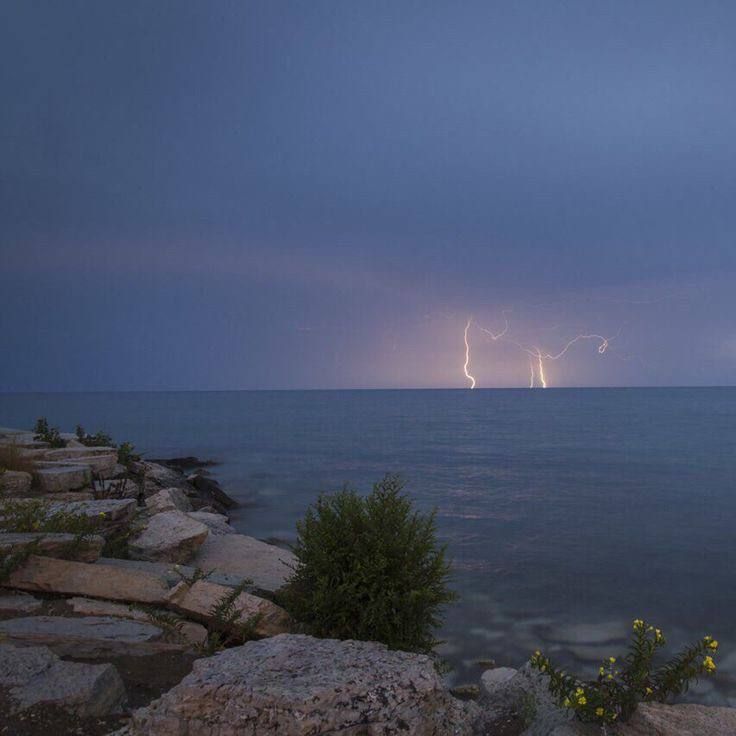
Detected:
left=280, top=474, right=455, bottom=655
left=117, top=441, right=140, bottom=466
left=33, top=417, right=66, bottom=448
left=75, top=425, right=114, bottom=447
left=530, top=618, right=720, bottom=726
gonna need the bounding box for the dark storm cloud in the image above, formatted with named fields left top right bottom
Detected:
left=1, top=1, right=735, bottom=389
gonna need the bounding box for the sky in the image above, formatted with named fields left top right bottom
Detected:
left=1, top=1, right=735, bottom=390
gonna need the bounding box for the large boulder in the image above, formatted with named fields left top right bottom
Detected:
left=128, top=510, right=209, bottom=563
left=192, top=533, right=295, bottom=592
left=5, top=555, right=171, bottom=605
left=167, top=579, right=290, bottom=638
left=0, top=615, right=185, bottom=658
left=0, top=643, right=125, bottom=717
left=125, top=634, right=475, bottom=735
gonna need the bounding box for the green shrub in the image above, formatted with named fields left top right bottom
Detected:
left=33, top=417, right=66, bottom=448
left=117, top=441, right=140, bottom=466
left=530, top=618, right=720, bottom=726
left=0, top=499, right=97, bottom=536
left=75, top=425, right=114, bottom=447
left=280, top=474, right=456, bottom=655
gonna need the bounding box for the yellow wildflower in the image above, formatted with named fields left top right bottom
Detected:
left=645, top=687, right=653, bottom=696
left=595, top=707, right=605, bottom=717
left=703, top=656, right=716, bottom=673
left=577, top=696, right=587, bottom=706
left=599, top=666, right=605, bottom=676
left=609, top=657, right=616, bottom=664
left=709, top=640, right=719, bottom=650
left=563, top=697, right=571, bottom=708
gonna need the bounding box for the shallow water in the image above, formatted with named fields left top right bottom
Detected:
left=2, top=388, right=734, bottom=703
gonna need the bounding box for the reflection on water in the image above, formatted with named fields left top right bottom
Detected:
left=1, top=387, right=735, bottom=704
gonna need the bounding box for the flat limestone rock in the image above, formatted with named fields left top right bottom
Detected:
left=0, top=532, right=105, bottom=562
left=5, top=555, right=171, bottom=604
left=66, top=597, right=208, bottom=646
left=167, top=579, right=291, bottom=638
left=129, top=510, right=209, bottom=564
left=0, top=615, right=182, bottom=658
left=0, top=642, right=126, bottom=717
left=192, top=534, right=295, bottom=592
left=0, top=470, right=32, bottom=495
left=0, top=592, right=43, bottom=615
left=47, top=497, right=137, bottom=523
left=33, top=465, right=91, bottom=493
left=126, top=634, right=475, bottom=736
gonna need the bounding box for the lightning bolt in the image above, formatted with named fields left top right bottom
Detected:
left=463, top=318, right=476, bottom=389
left=467, top=315, right=613, bottom=389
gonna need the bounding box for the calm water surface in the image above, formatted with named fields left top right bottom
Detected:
left=1, top=388, right=734, bottom=703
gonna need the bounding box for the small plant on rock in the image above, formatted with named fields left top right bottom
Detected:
left=75, top=425, right=114, bottom=447
left=280, top=474, right=456, bottom=655
left=530, top=618, right=720, bottom=727
left=33, top=417, right=66, bottom=448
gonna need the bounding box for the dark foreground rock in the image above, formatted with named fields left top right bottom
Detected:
left=124, top=634, right=476, bottom=735
left=0, top=643, right=125, bottom=717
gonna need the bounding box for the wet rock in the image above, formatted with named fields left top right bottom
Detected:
left=0, top=532, right=105, bottom=562
left=145, top=488, right=192, bottom=514
left=132, top=461, right=187, bottom=489
left=167, top=579, right=290, bottom=638
left=5, top=555, right=171, bottom=605
left=0, top=470, right=32, bottom=495
left=0, top=615, right=186, bottom=658
left=125, top=634, right=475, bottom=735
left=191, top=473, right=237, bottom=510
left=192, top=533, right=295, bottom=592
left=0, top=643, right=126, bottom=717
left=129, top=510, right=209, bottom=563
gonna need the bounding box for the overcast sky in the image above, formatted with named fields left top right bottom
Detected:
left=1, top=1, right=735, bottom=390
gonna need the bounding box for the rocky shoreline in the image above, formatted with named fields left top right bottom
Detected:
left=1, top=424, right=734, bottom=735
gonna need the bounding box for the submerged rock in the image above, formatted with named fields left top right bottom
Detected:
left=0, top=643, right=126, bottom=717
left=125, top=634, right=475, bottom=735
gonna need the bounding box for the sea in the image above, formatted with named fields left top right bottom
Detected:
left=1, top=388, right=734, bottom=704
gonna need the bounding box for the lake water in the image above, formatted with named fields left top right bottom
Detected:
left=1, top=388, right=734, bottom=703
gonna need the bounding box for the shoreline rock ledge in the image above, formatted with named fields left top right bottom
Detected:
left=122, top=633, right=476, bottom=736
